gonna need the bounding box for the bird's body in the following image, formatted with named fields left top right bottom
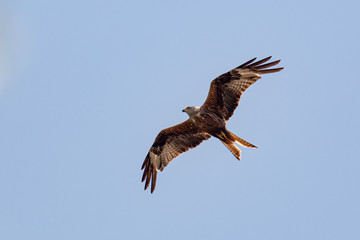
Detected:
left=186, top=106, right=226, bottom=136
left=142, top=56, right=283, bottom=193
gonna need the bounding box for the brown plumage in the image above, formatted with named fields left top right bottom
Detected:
left=142, top=56, right=283, bottom=193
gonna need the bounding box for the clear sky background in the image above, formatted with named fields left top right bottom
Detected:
left=1, top=0, right=359, bottom=239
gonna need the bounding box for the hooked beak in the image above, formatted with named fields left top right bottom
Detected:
left=182, top=109, right=186, bottom=112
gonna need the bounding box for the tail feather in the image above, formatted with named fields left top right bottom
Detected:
left=228, top=131, right=257, bottom=149
left=216, top=130, right=257, bottom=160
left=220, top=140, right=241, bottom=160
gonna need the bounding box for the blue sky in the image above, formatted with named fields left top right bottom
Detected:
left=1, top=0, right=359, bottom=239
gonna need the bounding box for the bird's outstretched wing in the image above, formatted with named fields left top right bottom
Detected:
left=141, top=119, right=211, bottom=193
left=201, top=56, right=283, bottom=121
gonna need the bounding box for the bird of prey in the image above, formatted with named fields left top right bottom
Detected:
left=141, top=56, right=283, bottom=193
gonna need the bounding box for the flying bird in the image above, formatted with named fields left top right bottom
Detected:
left=141, top=56, right=283, bottom=193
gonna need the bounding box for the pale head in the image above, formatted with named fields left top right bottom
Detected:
left=182, top=106, right=200, bottom=117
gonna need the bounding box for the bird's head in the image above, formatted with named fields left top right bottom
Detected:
left=182, top=106, right=200, bottom=117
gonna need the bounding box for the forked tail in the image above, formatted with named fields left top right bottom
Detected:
left=220, top=140, right=242, bottom=160
left=217, top=130, right=257, bottom=160
left=228, top=131, right=257, bottom=149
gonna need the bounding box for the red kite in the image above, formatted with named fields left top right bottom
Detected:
left=141, top=56, right=283, bottom=193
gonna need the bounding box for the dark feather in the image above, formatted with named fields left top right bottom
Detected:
left=141, top=119, right=211, bottom=193
left=202, top=57, right=283, bottom=120
left=255, top=60, right=281, bottom=69
left=238, top=57, right=257, bottom=68
left=247, top=56, right=272, bottom=68
left=256, top=68, right=284, bottom=74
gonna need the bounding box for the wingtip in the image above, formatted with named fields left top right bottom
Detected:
left=150, top=170, right=157, bottom=193
left=238, top=56, right=284, bottom=70
left=238, top=57, right=257, bottom=68
left=248, top=56, right=273, bottom=68
left=256, top=67, right=284, bottom=74
left=141, top=171, right=147, bottom=182
left=274, top=67, right=284, bottom=72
